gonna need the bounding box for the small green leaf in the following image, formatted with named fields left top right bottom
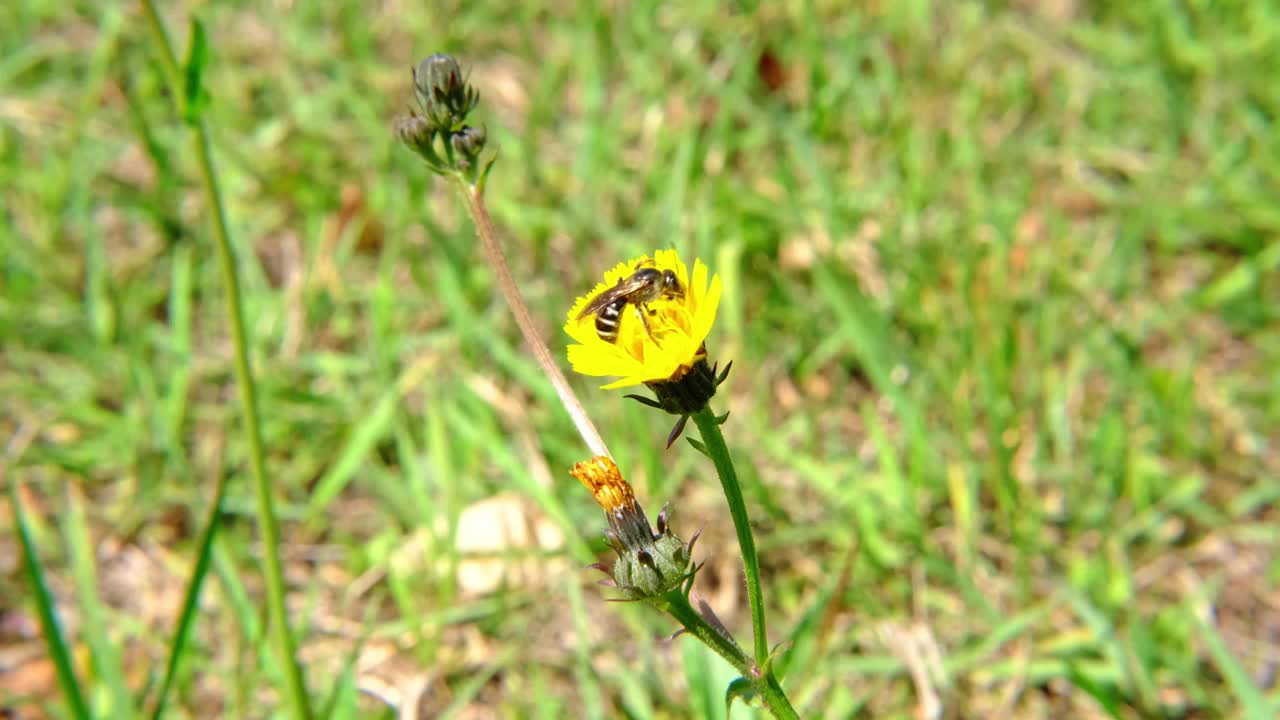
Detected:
left=687, top=436, right=709, bottom=457
left=1196, top=610, right=1271, bottom=720
left=725, top=676, right=756, bottom=718
left=182, top=19, right=209, bottom=123
left=715, top=360, right=734, bottom=386
left=475, top=153, right=498, bottom=194
left=763, top=640, right=793, bottom=680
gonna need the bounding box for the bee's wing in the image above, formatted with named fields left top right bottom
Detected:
left=576, top=276, right=646, bottom=319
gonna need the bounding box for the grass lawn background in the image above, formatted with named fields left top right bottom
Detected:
left=2, top=1, right=1277, bottom=717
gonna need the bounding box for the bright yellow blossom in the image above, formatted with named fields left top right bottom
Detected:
left=565, top=249, right=721, bottom=389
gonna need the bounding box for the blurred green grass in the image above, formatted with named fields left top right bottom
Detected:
left=2, top=1, right=1278, bottom=718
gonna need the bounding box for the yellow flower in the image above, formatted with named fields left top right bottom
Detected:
left=564, top=249, right=722, bottom=390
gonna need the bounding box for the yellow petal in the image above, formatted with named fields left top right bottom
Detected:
left=564, top=312, right=601, bottom=346
left=689, top=258, right=708, bottom=315
left=600, top=375, right=647, bottom=389
left=568, top=342, right=647, bottom=378
left=693, top=273, right=722, bottom=345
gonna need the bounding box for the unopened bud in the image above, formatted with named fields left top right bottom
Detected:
left=412, top=53, right=478, bottom=130
left=395, top=114, right=433, bottom=151
left=451, top=125, right=487, bottom=164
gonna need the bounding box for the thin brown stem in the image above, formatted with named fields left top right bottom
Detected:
left=456, top=178, right=610, bottom=458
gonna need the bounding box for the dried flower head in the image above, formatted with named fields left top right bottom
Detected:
left=570, top=456, right=698, bottom=599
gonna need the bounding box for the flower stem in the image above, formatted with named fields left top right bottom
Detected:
left=452, top=176, right=611, bottom=459
left=691, top=407, right=770, bottom=666
left=140, top=3, right=311, bottom=718
left=658, top=590, right=800, bottom=719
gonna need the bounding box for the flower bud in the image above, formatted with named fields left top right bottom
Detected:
left=414, top=54, right=462, bottom=104
left=450, top=125, right=487, bottom=165
left=412, top=53, right=479, bottom=130
left=395, top=113, right=434, bottom=152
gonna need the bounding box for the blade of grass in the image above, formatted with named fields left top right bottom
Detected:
left=437, top=650, right=513, bottom=720
left=303, top=388, right=398, bottom=525
left=680, top=640, right=718, bottom=720
left=318, top=596, right=379, bottom=720
left=63, top=484, right=134, bottom=719
left=10, top=480, right=92, bottom=720
left=139, top=3, right=311, bottom=717
left=150, top=468, right=228, bottom=720
left=1064, top=660, right=1125, bottom=719
left=211, top=537, right=271, bottom=715
left=565, top=574, right=606, bottom=720
left=1195, top=610, right=1271, bottom=720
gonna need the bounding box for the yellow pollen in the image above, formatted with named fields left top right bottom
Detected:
left=569, top=456, right=635, bottom=513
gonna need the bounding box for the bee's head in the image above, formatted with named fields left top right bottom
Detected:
left=660, top=269, right=683, bottom=298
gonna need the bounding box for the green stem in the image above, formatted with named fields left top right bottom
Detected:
left=659, top=589, right=748, bottom=669
left=658, top=590, right=799, bottom=720
left=140, top=3, right=311, bottom=718
left=691, top=406, right=769, bottom=666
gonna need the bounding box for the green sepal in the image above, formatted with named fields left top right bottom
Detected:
left=623, top=393, right=664, bottom=409
left=715, top=360, right=733, bottom=386
left=665, top=415, right=690, bottom=448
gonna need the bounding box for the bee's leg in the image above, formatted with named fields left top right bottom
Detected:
left=634, top=303, right=659, bottom=345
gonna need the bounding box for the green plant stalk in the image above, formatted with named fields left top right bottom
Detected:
left=11, top=483, right=92, bottom=720
left=140, top=3, right=312, bottom=718
left=691, top=407, right=769, bottom=665
left=657, top=590, right=799, bottom=720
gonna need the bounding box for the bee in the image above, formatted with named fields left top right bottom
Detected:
left=577, top=261, right=684, bottom=343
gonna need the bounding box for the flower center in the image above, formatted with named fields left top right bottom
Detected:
left=618, top=298, right=693, bottom=363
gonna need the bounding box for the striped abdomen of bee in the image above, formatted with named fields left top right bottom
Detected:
left=594, top=298, right=628, bottom=343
